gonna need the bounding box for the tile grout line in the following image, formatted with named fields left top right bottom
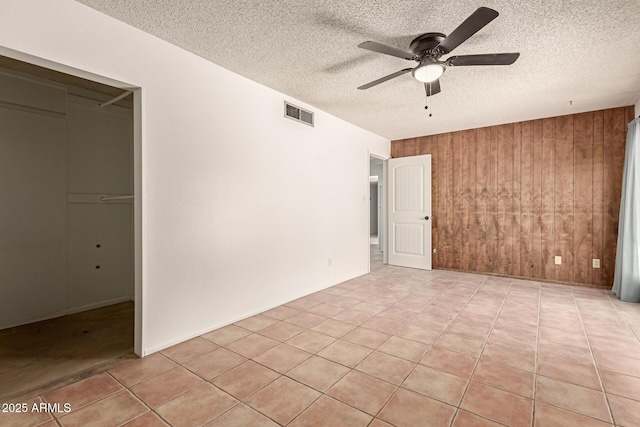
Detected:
left=445, top=277, right=495, bottom=427
left=45, top=371, right=134, bottom=421
left=452, top=277, right=516, bottom=427
left=531, top=277, right=542, bottom=427
left=605, top=290, right=640, bottom=345
left=369, top=276, right=462, bottom=424
left=572, top=290, right=617, bottom=426
left=138, top=346, right=241, bottom=426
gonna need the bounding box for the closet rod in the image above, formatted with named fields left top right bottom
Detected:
left=100, top=195, right=134, bottom=201
left=99, top=91, right=132, bottom=108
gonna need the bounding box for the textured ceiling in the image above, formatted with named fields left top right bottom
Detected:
left=74, top=0, right=640, bottom=140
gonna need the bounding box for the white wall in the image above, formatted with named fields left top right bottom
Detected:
left=635, top=98, right=640, bottom=117
left=66, top=95, right=134, bottom=313
left=0, top=0, right=390, bottom=354
left=0, top=73, right=67, bottom=329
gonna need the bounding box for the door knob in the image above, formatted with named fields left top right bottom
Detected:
left=423, top=216, right=430, bottom=220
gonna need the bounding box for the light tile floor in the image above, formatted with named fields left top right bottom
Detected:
left=2, top=252, right=640, bottom=427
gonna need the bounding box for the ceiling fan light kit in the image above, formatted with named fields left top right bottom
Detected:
left=356, top=7, right=520, bottom=98
left=412, top=60, right=445, bottom=83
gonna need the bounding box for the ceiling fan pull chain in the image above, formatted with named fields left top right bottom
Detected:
left=424, top=83, right=429, bottom=110
left=424, top=83, right=433, bottom=117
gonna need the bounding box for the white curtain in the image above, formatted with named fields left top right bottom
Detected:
left=613, top=117, right=640, bottom=302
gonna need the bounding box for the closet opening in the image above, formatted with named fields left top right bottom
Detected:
left=0, top=55, right=140, bottom=400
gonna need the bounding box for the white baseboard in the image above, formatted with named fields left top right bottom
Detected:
left=0, top=310, right=67, bottom=331
left=65, top=296, right=134, bottom=315
left=0, top=296, right=134, bottom=332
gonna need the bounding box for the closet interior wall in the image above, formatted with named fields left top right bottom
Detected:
left=0, top=69, right=133, bottom=330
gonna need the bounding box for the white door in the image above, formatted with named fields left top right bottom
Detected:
left=388, top=155, right=432, bottom=270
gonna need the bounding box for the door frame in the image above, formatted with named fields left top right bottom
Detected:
left=0, top=46, right=144, bottom=356
left=367, top=151, right=389, bottom=273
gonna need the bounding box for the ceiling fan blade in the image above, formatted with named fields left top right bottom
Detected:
left=357, top=68, right=413, bottom=90
left=358, top=41, right=417, bottom=60
left=437, top=7, right=499, bottom=54
left=425, top=79, right=441, bottom=97
left=447, top=52, right=520, bottom=66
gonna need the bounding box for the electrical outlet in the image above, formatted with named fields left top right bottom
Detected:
left=593, top=259, right=600, bottom=268
left=555, top=256, right=562, bottom=265
left=328, top=258, right=332, bottom=266
left=433, top=248, right=437, bottom=253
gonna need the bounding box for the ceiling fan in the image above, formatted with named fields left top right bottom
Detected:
left=357, top=7, right=519, bottom=96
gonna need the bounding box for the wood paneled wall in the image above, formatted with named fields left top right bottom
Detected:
left=391, top=106, right=635, bottom=288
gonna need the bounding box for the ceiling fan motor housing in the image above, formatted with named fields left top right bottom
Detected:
left=410, top=32, right=446, bottom=58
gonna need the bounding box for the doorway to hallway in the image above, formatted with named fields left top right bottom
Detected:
left=369, top=155, right=385, bottom=272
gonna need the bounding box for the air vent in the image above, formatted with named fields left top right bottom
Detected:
left=284, top=101, right=314, bottom=127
